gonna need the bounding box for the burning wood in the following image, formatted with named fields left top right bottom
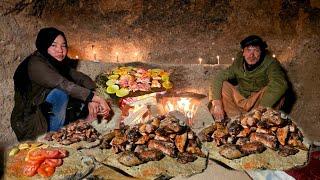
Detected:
left=199, top=107, right=307, bottom=159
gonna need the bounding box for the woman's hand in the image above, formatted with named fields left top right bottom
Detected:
left=210, top=99, right=225, bottom=121
left=86, top=101, right=100, bottom=122
left=92, top=94, right=111, bottom=118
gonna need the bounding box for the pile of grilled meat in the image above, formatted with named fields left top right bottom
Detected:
left=199, top=107, right=307, bottom=160
left=44, top=120, right=100, bottom=145
left=100, top=115, right=206, bottom=167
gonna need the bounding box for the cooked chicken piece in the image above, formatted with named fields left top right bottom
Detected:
left=227, top=121, right=243, bottom=136
left=214, top=136, right=227, bottom=146
left=148, top=140, right=176, bottom=157
left=256, top=127, right=273, bottom=134
left=145, top=124, right=157, bottom=134
left=250, top=133, right=277, bottom=150
left=276, top=126, right=289, bottom=145
left=102, top=131, right=115, bottom=142
left=134, top=145, right=148, bottom=154
left=155, top=128, right=167, bottom=136
left=118, top=151, right=143, bottom=167
left=248, top=117, right=258, bottom=127
left=240, top=116, right=249, bottom=126
left=278, top=145, right=299, bottom=157
left=139, top=124, right=147, bottom=134
left=177, top=152, right=197, bottom=164
left=186, top=140, right=206, bottom=157
left=198, top=125, right=216, bottom=142
left=112, top=144, right=126, bottom=153
left=175, top=132, right=188, bottom=152
left=219, top=144, right=244, bottom=160
left=125, top=143, right=134, bottom=151
left=111, top=135, right=127, bottom=145
left=256, top=121, right=271, bottom=129
left=239, top=142, right=266, bottom=155
left=288, top=133, right=308, bottom=150
left=137, top=149, right=164, bottom=162
left=155, top=134, right=171, bottom=142
left=212, top=129, right=228, bottom=139
left=169, top=133, right=176, bottom=139
left=227, top=136, right=236, bottom=144
left=135, top=135, right=150, bottom=145
left=270, top=127, right=278, bottom=132
left=261, top=109, right=284, bottom=126
left=114, top=129, right=123, bottom=137
left=237, top=128, right=251, bottom=138
left=252, top=110, right=262, bottom=121
left=236, top=137, right=250, bottom=146
left=151, top=118, right=160, bottom=127
left=163, top=122, right=183, bottom=133
left=126, top=127, right=141, bottom=143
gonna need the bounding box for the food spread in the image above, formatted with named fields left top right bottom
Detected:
left=96, top=66, right=173, bottom=97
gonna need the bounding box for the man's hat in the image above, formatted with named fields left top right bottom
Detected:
left=240, top=35, right=268, bottom=49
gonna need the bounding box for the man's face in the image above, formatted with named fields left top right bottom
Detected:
left=242, top=45, right=261, bottom=65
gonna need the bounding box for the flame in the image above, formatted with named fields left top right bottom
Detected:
left=161, top=97, right=199, bottom=125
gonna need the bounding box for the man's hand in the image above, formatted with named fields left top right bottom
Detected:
left=210, top=99, right=225, bottom=121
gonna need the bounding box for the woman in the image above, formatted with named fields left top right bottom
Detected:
left=11, top=27, right=110, bottom=141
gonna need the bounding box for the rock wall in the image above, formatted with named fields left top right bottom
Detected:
left=0, top=0, right=319, bottom=147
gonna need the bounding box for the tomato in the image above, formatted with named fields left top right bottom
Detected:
left=37, top=163, right=55, bottom=177
left=43, top=149, right=60, bottom=159
left=28, top=149, right=46, bottom=162
left=26, top=158, right=44, bottom=166
left=43, top=159, right=63, bottom=167
left=22, top=163, right=40, bottom=177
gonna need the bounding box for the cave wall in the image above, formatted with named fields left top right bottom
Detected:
left=0, top=0, right=319, bottom=147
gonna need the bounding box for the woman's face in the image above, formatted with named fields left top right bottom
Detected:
left=47, top=35, right=67, bottom=61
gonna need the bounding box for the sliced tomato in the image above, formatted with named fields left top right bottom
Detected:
left=43, top=159, right=63, bottom=167
left=26, top=158, right=45, bottom=166
left=43, top=149, right=61, bottom=159
left=37, top=163, right=55, bottom=177
left=22, top=163, right=40, bottom=177
left=28, top=149, right=46, bottom=162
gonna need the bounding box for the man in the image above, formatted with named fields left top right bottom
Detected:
left=210, top=35, right=288, bottom=120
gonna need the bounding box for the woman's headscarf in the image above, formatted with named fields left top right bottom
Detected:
left=13, top=27, right=71, bottom=99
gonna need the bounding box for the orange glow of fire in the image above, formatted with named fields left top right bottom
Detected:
left=162, top=97, right=199, bottom=125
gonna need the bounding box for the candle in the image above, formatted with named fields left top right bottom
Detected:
left=116, top=52, right=119, bottom=62
left=272, top=54, right=276, bottom=58
left=216, top=55, right=220, bottom=64
left=198, top=58, right=203, bottom=64
left=93, top=52, right=97, bottom=61
left=232, top=57, right=235, bottom=62
left=75, top=55, right=79, bottom=59
left=134, top=52, right=139, bottom=61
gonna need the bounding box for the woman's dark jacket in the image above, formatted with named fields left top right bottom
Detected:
left=11, top=52, right=96, bottom=141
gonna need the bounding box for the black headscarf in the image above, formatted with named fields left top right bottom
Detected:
left=13, top=27, right=71, bottom=99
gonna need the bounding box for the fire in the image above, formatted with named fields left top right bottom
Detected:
left=162, top=97, right=199, bottom=125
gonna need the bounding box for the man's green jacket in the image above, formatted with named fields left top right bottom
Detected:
left=212, top=53, right=288, bottom=107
